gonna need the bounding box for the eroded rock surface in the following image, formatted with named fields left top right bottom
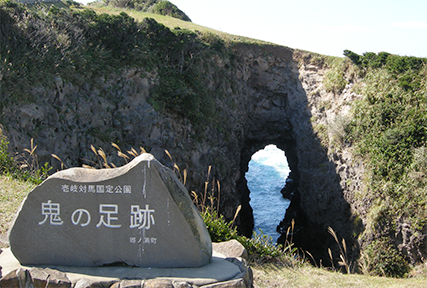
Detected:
left=0, top=241, right=252, bottom=288
left=8, top=154, right=211, bottom=268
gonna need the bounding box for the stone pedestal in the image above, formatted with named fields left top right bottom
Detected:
left=0, top=240, right=253, bottom=288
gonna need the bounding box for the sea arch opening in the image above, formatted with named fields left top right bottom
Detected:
left=236, top=138, right=300, bottom=239
left=245, top=144, right=291, bottom=241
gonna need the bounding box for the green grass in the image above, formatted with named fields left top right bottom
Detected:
left=252, top=263, right=427, bottom=288
left=0, top=176, right=35, bottom=240
left=87, top=5, right=274, bottom=46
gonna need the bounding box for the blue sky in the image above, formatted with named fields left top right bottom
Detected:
left=77, top=0, right=427, bottom=58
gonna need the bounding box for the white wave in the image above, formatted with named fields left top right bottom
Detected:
left=251, top=145, right=290, bottom=178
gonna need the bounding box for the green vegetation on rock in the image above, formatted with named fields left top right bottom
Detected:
left=0, top=0, right=235, bottom=131
left=101, top=0, right=191, bottom=21
left=344, top=50, right=427, bottom=277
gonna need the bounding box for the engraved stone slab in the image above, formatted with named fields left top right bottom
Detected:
left=8, top=154, right=212, bottom=268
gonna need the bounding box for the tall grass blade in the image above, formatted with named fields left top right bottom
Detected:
left=217, top=180, right=220, bottom=212
left=305, top=250, right=318, bottom=267
left=328, top=226, right=339, bottom=243
left=111, top=142, right=121, bottom=152
left=165, top=149, right=173, bottom=161
left=118, top=151, right=130, bottom=160
left=342, top=238, right=347, bottom=254
left=231, top=204, right=241, bottom=225
left=90, top=145, right=98, bottom=156
left=328, top=248, right=335, bottom=269
left=173, top=163, right=180, bottom=173
left=207, top=165, right=211, bottom=181
left=131, top=147, right=138, bottom=157
left=52, top=153, right=66, bottom=169
left=98, top=148, right=108, bottom=165
left=82, top=164, right=96, bottom=169
left=191, top=191, right=198, bottom=203
left=51, top=154, right=61, bottom=162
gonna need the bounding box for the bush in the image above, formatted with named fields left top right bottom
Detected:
left=103, top=0, right=191, bottom=21
left=202, top=209, right=238, bottom=242
left=343, top=49, right=361, bottom=65
left=323, top=58, right=348, bottom=94
left=0, top=128, right=15, bottom=175
left=363, top=237, right=410, bottom=277
left=0, top=128, right=50, bottom=184
left=324, top=69, right=347, bottom=94
left=150, top=1, right=191, bottom=22
left=201, top=207, right=294, bottom=264
left=343, top=50, right=426, bottom=91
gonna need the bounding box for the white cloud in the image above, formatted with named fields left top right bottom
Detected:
left=315, top=24, right=372, bottom=32
left=391, top=21, right=427, bottom=29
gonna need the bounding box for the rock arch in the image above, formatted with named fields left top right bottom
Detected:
left=2, top=45, right=358, bottom=265
left=227, top=46, right=356, bottom=263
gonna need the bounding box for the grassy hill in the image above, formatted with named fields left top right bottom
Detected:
left=88, top=4, right=271, bottom=45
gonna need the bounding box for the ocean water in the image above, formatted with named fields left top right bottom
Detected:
left=245, top=145, right=291, bottom=242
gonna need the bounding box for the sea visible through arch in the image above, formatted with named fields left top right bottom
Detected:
left=246, top=145, right=291, bottom=242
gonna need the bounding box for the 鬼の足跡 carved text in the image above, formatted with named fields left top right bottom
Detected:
left=38, top=201, right=155, bottom=230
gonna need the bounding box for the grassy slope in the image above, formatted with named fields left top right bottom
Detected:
left=253, top=263, right=427, bottom=288
left=0, top=176, right=35, bottom=247
left=87, top=5, right=273, bottom=46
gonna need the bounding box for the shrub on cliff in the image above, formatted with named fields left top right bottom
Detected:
left=0, top=1, right=152, bottom=101
left=0, top=128, right=15, bottom=176
left=344, top=50, right=426, bottom=91
left=344, top=50, right=427, bottom=277
left=0, top=128, right=50, bottom=184
left=202, top=208, right=294, bottom=264
left=1, top=1, right=226, bottom=130
left=101, top=0, right=191, bottom=21
left=150, top=1, right=191, bottom=21
left=323, top=57, right=351, bottom=94
left=363, top=237, right=410, bottom=277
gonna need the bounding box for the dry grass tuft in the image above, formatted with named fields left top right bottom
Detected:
left=328, top=226, right=350, bottom=273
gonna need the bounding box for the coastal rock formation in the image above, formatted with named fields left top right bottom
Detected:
left=2, top=44, right=362, bottom=264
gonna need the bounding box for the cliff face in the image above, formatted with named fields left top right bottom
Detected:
left=2, top=44, right=362, bottom=263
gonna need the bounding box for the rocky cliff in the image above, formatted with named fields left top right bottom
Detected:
left=2, top=42, right=366, bottom=264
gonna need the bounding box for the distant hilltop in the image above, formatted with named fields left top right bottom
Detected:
left=17, top=0, right=61, bottom=3
left=15, top=0, right=192, bottom=22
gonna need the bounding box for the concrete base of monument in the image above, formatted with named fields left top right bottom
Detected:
left=0, top=240, right=253, bottom=288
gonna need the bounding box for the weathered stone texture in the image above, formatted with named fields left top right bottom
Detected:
left=212, top=240, right=248, bottom=259
left=0, top=268, right=71, bottom=288
left=8, top=154, right=211, bottom=268
left=0, top=240, right=252, bottom=288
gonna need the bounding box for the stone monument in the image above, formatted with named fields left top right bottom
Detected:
left=8, top=153, right=212, bottom=268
